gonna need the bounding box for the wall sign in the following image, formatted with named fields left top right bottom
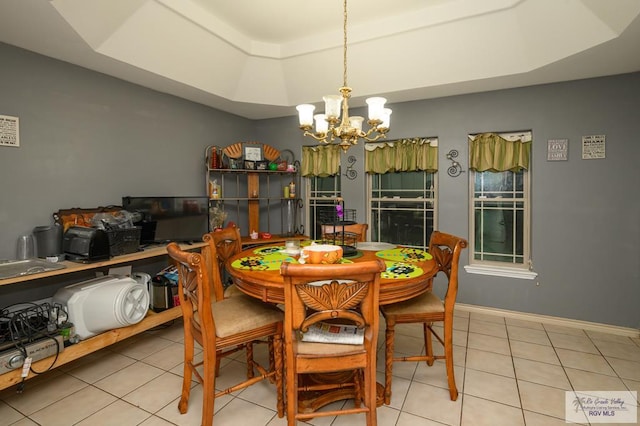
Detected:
left=582, top=134, right=606, bottom=159
left=0, top=114, right=19, bottom=147
left=547, top=139, right=568, bottom=161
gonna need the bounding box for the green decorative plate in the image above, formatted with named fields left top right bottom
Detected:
left=376, top=248, right=432, bottom=262
left=253, top=245, right=285, bottom=255
left=381, top=261, right=424, bottom=279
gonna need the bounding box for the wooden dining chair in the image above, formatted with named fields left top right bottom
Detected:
left=167, top=242, right=284, bottom=426
left=202, top=225, right=243, bottom=300
left=280, top=259, right=386, bottom=426
left=202, top=225, right=260, bottom=376
left=380, top=231, right=468, bottom=403
left=321, top=223, right=368, bottom=245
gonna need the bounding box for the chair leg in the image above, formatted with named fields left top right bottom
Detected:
left=273, top=333, right=285, bottom=418
left=383, top=319, right=395, bottom=405
left=365, top=352, right=378, bottom=426
left=353, top=369, right=362, bottom=408
left=425, top=322, right=435, bottom=366
left=246, top=342, right=255, bottom=379
left=201, top=345, right=217, bottom=426
left=443, top=319, right=458, bottom=401
left=215, top=350, right=222, bottom=377
left=285, top=370, right=297, bottom=426
left=268, top=336, right=275, bottom=377
left=178, top=334, right=194, bottom=415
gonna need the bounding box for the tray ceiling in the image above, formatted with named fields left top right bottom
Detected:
left=1, top=0, right=639, bottom=119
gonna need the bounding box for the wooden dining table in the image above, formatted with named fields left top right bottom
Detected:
left=226, top=241, right=438, bottom=306
left=225, top=241, right=439, bottom=412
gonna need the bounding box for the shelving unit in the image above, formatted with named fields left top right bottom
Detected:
left=0, top=242, right=205, bottom=391
left=206, top=143, right=302, bottom=237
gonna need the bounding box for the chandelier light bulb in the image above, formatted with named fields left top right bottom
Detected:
left=323, top=95, right=342, bottom=119
left=381, top=108, right=392, bottom=129
left=296, top=104, right=315, bottom=127
left=366, top=97, right=386, bottom=121
left=314, top=114, right=329, bottom=133
left=349, top=116, right=364, bottom=132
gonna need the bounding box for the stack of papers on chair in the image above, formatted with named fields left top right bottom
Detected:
left=301, top=322, right=364, bottom=345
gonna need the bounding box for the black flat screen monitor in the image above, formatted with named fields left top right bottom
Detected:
left=122, top=196, right=209, bottom=244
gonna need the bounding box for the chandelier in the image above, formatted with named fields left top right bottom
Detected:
left=296, top=0, right=391, bottom=152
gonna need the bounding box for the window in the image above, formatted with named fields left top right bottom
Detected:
left=301, top=144, right=343, bottom=240
left=365, top=138, right=438, bottom=250
left=466, top=132, right=537, bottom=279
left=306, top=173, right=342, bottom=240
left=368, top=171, right=437, bottom=249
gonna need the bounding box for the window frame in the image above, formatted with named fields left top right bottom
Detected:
left=366, top=166, right=438, bottom=251
left=304, top=171, right=342, bottom=241
left=465, top=132, right=537, bottom=280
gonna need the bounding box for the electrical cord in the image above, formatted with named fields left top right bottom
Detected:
left=1, top=302, right=66, bottom=393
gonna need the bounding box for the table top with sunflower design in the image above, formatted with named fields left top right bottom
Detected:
left=226, top=242, right=437, bottom=305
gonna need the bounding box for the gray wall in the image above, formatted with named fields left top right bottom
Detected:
left=1, top=41, right=639, bottom=329
left=0, top=42, right=255, bottom=262
left=258, top=73, right=640, bottom=330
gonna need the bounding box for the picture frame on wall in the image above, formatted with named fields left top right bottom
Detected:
left=243, top=144, right=263, bottom=162
left=547, top=139, right=568, bottom=161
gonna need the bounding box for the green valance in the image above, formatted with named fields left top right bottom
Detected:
left=469, top=133, right=531, bottom=172
left=301, top=144, right=342, bottom=177
left=365, top=138, right=438, bottom=174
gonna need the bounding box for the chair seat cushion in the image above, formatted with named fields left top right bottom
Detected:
left=211, top=295, right=283, bottom=338
left=381, top=291, right=444, bottom=316
left=223, top=283, right=243, bottom=298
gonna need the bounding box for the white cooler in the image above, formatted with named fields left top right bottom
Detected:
left=53, top=275, right=149, bottom=340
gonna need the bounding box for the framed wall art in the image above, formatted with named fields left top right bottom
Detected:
left=547, top=139, right=568, bottom=161
left=582, top=135, right=606, bottom=159
left=243, top=144, right=263, bottom=162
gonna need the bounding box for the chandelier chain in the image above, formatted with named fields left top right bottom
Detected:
left=343, top=0, right=348, bottom=88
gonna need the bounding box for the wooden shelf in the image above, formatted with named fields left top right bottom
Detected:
left=0, top=242, right=206, bottom=286
left=207, top=168, right=297, bottom=175
left=0, top=306, right=182, bottom=391
left=0, top=243, right=204, bottom=391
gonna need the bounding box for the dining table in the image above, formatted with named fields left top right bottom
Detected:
left=226, top=241, right=438, bottom=306
left=225, top=240, right=439, bottom=412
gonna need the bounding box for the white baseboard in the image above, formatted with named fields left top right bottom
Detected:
left=456, top=303, right=640, bottom=338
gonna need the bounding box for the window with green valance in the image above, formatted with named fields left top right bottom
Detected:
left=364, top=137, right=438, bottom=174
left=301, top=144, right=342, bottom=177
left=468, top=133, right=531, bottom=172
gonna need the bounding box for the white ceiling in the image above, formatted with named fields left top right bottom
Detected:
left=1, top=0, right=640, bottom=120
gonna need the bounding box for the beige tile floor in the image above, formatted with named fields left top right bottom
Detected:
left=1, top=311, right=638, bottom=426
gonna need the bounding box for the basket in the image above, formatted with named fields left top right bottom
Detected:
left=318, top=208, right=356, bottom=224
left=321, top=231, right=358, bottom=247
left=107, top=227, right=141, bottom=256
left=54, top=206, right=123, bottom=232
